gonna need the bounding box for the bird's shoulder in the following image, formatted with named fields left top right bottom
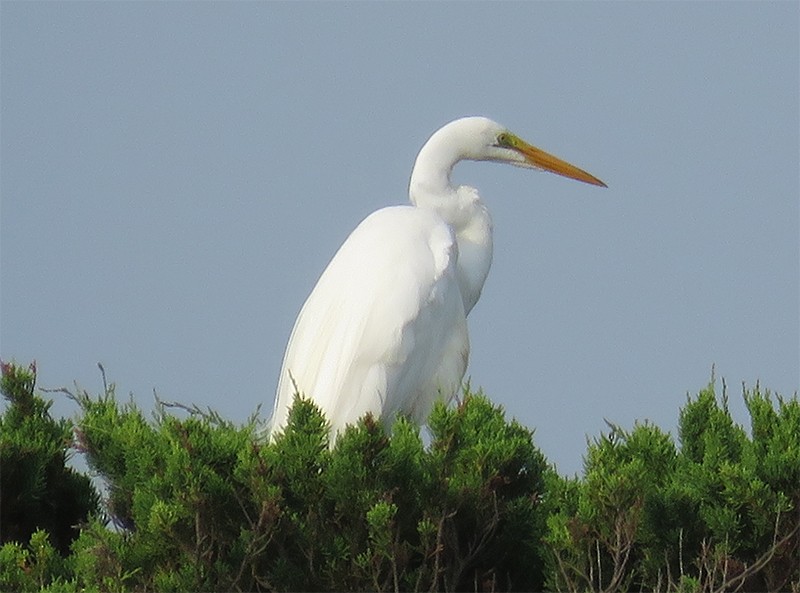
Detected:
left=305, top=205, right=459, bottom=323
left=342, top=205, right=457, bottom=275
left=274, top=205, right=466, bottom=431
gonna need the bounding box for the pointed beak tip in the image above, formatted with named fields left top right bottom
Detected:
left=517, top=141, right=606, bottom=190
left=562, top=170, right=607, bottom=188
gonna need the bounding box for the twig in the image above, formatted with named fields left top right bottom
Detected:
left=712, top=509, right=800, bottom=593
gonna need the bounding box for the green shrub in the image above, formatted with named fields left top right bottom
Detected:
left=0, top=361, right=99, bottom=555
left=1, top=360, right=797, bottom=592
left=545, top=382, right=799, bottom=592
left=66, top=379, right=550, bottom=591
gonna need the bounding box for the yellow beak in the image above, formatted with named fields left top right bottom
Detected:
left=516, top=140, right=607, bottom=188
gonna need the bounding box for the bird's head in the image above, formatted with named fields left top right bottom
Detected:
left=450, top=116, right=607, bottom=188
left=410, top=116, right=606, bottom=207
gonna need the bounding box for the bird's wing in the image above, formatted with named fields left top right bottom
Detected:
left=271, top=205, right=468, bottom=437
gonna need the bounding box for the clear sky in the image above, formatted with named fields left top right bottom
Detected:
left=2, top=2, right=798, bottom=476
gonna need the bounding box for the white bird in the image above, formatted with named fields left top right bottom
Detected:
left=271, top=116, right=605, bottom=440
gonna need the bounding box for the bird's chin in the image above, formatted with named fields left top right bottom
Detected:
left=507, top=159, right=539, bottom=170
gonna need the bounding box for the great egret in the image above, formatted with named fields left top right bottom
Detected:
left=271, top=116, right=605, bottom=439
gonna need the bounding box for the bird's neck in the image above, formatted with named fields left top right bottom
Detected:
left=451, top=191, right=493, bottom=315
left=410, top=118, right=478, bottom=205
left=408, top=123, right=467, bottom=215
left=408, top=139, right=493, bottom=315
left=408, top=154, right=456, bottom=208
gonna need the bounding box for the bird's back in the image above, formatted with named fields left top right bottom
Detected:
left=271, top=205, right=469, bottom=438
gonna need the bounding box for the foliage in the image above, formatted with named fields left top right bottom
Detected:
left=2, top=362, right=549, bottom=592
left=546, top=382, right=800, bottom=592
left=1, top=361, right=798, bottom=592
left=0, top=361, right=99, bottom=557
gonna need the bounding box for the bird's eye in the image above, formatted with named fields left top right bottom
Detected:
left=496, top=133, right=513, bottom=148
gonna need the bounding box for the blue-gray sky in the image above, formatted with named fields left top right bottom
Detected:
left=2, top=2, right=798, bottom=475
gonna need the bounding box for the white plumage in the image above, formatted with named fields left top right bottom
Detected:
left=271, top=116, right=605, bottom=439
